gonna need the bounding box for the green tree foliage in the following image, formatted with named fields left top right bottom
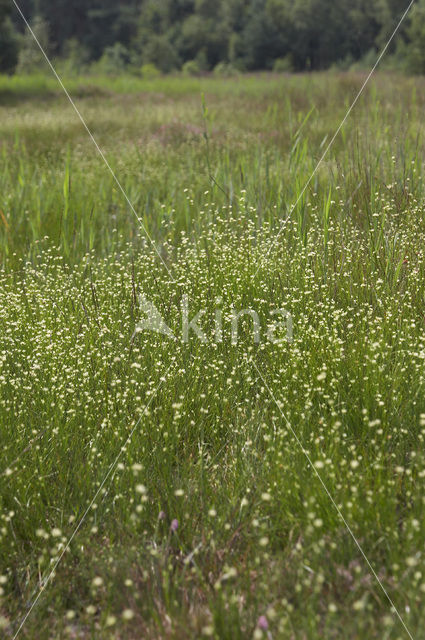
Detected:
left=405, top=0, right=425, bottom=73
left=16, top=15, right=49, bottom=73
left=4, top=0, right=425, bottom=74
left=10, top=0, right=140, bottom=60
left=0, top=0, right=19, bottom=73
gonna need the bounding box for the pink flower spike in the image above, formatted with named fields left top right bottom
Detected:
left=257, top=615, right=268, bottom=631
left=170, top=518, right=179, bottom=532
left=158, top=510, right=166, bottom=520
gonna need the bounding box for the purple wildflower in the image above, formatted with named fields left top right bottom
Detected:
left=257, top=615, right=268, bottom=631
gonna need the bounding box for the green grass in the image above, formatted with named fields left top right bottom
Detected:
left=1, top=71, right=425, bottom=639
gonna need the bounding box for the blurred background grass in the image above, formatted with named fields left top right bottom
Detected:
left=0, top=72, right=424, bottom=270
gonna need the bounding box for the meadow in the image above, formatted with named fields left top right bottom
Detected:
left=1, top=71, right=425, bottom=639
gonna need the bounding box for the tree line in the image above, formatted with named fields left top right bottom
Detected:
left=1, top=0, right=425, bottom=75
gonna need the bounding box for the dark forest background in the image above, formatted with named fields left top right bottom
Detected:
left=1, top=0, right=425, bottom=75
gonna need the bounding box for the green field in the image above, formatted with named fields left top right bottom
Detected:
left=1, top=71, right=425, bottom=639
